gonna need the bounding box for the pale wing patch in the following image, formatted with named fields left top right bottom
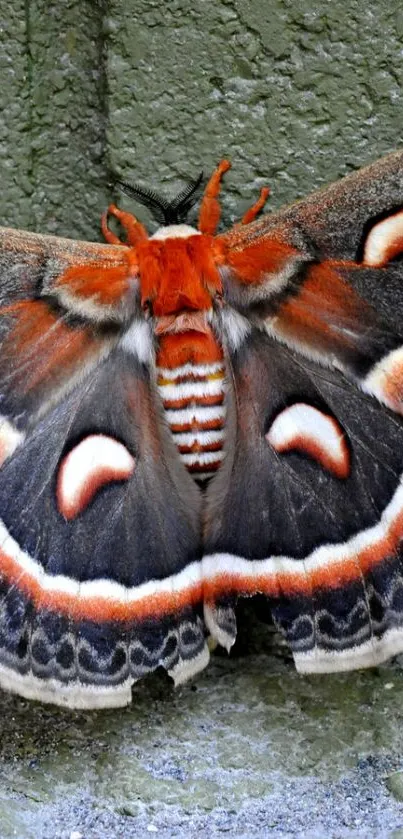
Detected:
left=363, top=210, right=403, bottom=266
left=57, top=434, right=135, bottom=520
left=119, top=320, right=153, bottom=363
left=50, top=286, right=122, bottom=323
left=266, top=403, right=350, bottom=479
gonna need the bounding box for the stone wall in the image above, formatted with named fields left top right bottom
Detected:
left=1, top=1, right=401, bottom=240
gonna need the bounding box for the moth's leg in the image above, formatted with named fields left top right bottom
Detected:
left=101, top=204, right=148, bottom=246
left=198, top=159, right=231, bottom=235
left=241, top=187, right=270, bottom=225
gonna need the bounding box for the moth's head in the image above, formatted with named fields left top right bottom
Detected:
left=135, top=230, right=222, bottom=325
left=101, top=161, right=269, bottom=329
left=102, top=164, right=232, bottom=326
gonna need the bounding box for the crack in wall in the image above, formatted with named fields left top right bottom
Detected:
left=96, top=0, right=112, bottom=194
left=23, top=0, right=35, bottom=196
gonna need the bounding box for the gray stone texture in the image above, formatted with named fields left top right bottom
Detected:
left=1, top=1, right=402, bottom=236
left=1, top=1, right=403, bottom=836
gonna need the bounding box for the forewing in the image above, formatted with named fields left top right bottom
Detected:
left=203, top=330, right=403, bottom=672
left=217, top=150, right=403, bottom=415
left=0, top=227, right=141, bottom=431
left=0, top=346, right=206, bottom=708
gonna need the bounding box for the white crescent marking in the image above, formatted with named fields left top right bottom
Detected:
left=57, top=434, right=135, bottom=520
left=266, top=403, right=349, bottom=478
left=363, top=210, right=403, bottom=266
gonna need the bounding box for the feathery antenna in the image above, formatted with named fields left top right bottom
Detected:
left=115, top=171, right=204, bottom=226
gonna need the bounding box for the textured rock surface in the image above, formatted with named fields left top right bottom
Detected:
left=1, top=0, right=402, bottom=237
left=1, top=1, right=403, bottom=837
left=0, top=1, right=108, bottom=237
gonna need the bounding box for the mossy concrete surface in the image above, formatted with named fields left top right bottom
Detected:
left=1, top=1, right=403, bottom=837
left=1, top=1, right=402, bottom=239
left=0, top=1, right=108, bottom=238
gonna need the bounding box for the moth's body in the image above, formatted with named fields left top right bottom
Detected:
left=3, top=154, right=403, bottom=709
left=156, top=337, right=226, bottom=482
left=139, top=223, right=227, bottom=482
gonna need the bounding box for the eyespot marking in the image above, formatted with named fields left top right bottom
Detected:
left=266, top=403, right=350, bottom=479
left=57, top=434, right=135, bottom=520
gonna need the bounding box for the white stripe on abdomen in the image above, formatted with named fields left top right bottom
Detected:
left=156, top=360, right=226, bottom=481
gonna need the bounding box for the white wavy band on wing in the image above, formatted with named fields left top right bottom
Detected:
left=0, top=663, right=133, bottom=709
left=0, top=516, right=202, bottom=609
left=294, top=627, right=403, bottom=673
left=0, top=475, right=402, bottom=622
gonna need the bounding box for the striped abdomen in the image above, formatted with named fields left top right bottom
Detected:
left=156, top=332, right=226, bottom=482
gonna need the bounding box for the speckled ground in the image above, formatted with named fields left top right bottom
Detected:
left=1, top=617, right=403, bottom=838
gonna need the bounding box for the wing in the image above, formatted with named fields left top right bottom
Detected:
left=203, top=150, right=403, bottom=670
left=0, top=346, right=205, bottom=708
left=0, top=226, right=142, bottom=430
left=203, top=329, right=403, bottom=672
left=216, top=149, right=403, bottom=415
left=0, top=228, right=206, bottom=708
left=0, top=225, right=138, bottom=315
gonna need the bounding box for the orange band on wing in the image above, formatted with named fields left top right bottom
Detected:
left=56, top=253, right=138, bottom=304
left=226, top=239, right=299, bottom=284
left=0, top=545, right=204, bottom=622
left=275, top=262, right=371, bottom=351
left=1, top=300, right=100, bottom=392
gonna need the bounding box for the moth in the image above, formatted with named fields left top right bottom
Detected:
left=1, top=153, right=403, bottom=709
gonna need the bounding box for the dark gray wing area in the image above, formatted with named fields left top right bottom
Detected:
left=0, top=348, right=206, bottom=708
left=203, top=330, right=403, bottom=673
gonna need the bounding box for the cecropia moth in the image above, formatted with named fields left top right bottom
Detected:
left=1, top=153, right=403, bottom=709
